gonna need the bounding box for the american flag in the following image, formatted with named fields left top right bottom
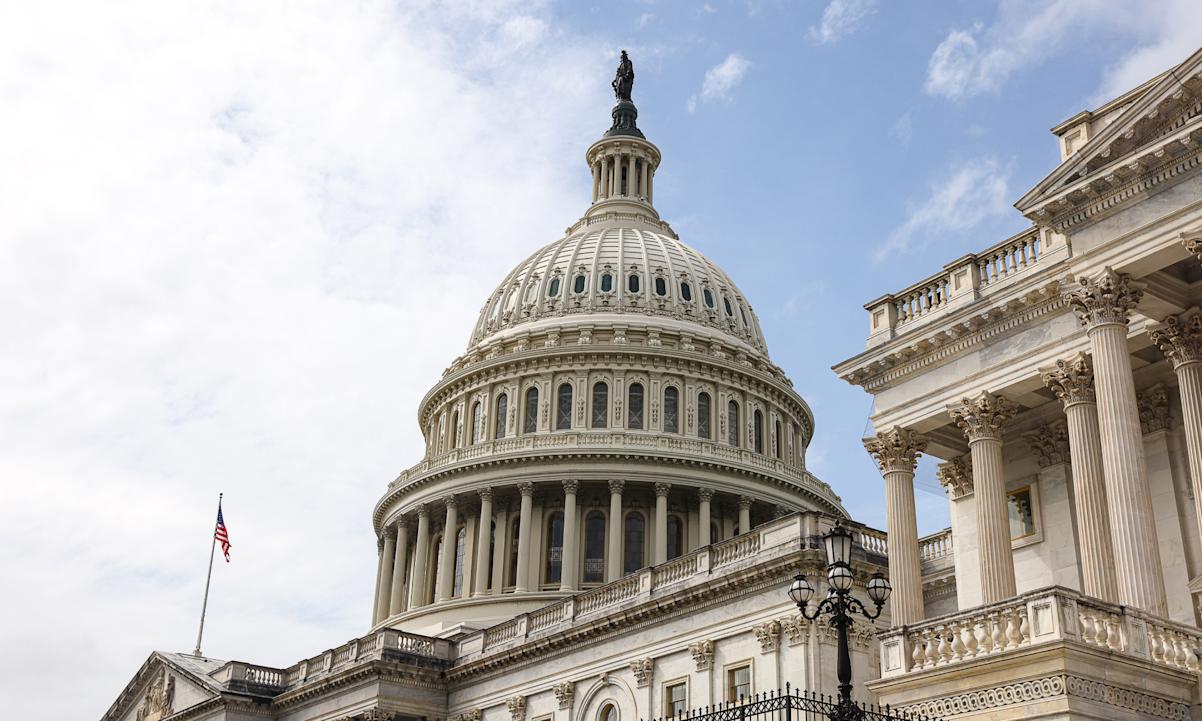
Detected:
left=215, top=504, right=231, bottom=562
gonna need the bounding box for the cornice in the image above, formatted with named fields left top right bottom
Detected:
left=271, top=656, right=448, bottom=710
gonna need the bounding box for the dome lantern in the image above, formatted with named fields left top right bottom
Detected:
left=586, top=51, right=661, bottom=220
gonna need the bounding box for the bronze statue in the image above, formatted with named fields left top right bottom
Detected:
left=613, top=50, right=634, bottom=102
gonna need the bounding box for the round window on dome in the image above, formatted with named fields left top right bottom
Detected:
left=723, top=296, right=734, bottom=317
left=739, top=304, right=749, bottom=326
left=703, top=288, right=715, bottom=308
left=654, top=277, right=667, bottom=296
left=573, top=275, right=586, bottom=294
left=548, top=277, right=561, bottom=297
left=601, top=273, right=613, bottom=292
left=628, top=274, right=640, bottom=293
left=680, top=282, right=692, bottom=302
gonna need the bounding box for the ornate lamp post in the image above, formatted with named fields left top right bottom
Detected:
left=788, top=525, right=891, bottom=721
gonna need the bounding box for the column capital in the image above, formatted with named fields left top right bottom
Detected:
left=1183, top=232, right=1202, bottom=262
left=396, top=515, right=410, bottom=530
left=608, top=479, right=625, bottom=495
left=1062, top=267, right=1144, bottom=329
left=936, top=457, right=973, bottom=499
left=562, top=479, right=580, bottom=494
left=443, top=494, right=458, bottom=509
left=1041, top=352, right=1096, bottom=407
left=948, top=392, right=1017, bottom=442
left=478, top=487, right=494, bottom=502
left=518, top=482, right=535, bottom=497
left=654, top=482, right=671, bottom=498
left=383, top=525, right=398, bottom=540
left=863, top=427, right=928, bottom=473
left=1024, top=421, right=1070, bottom=468
left=415, top=503, right=430, bottom=518
left=1150, top=312, right=1202, bottom=369
left=737, top=494, right=754, bottom=510
left=1137, top=383, right=1173, bottom=434
left=698, top=487, right=716, bottom=502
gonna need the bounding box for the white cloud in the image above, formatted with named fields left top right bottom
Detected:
left=637, top=12, right=655, bottom=29
left=0, top=2, right=606, bottom=719
left=687, top=53, right=752, bottom=113
left=874, top=157, right=1012, bottom=261
left=808, top=0, right=876, bottom=45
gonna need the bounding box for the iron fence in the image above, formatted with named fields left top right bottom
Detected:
left=643, top=685, right=940, bottom=721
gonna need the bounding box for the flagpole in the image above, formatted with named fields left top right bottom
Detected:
left=193, top=492, right=221, bottom=657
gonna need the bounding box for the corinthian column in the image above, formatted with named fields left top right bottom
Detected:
left=436, top=496, right=459, bottom=601
left=1064, top=268, right=1167, bottom=616
left=1041, top=354, right=1119, bottom=602
left=863, top=427, right=928, bottom=626
left=409, top=504, right=431, bottom=608
left=949, top=392, right=1018, bottom=603
left=737, top=495, right=753, bottom=535
left=654, top=483, right=670, bottom=564
left=698, top=488, right=714, bottom=546
left=560, top=480, right=580, bottom=592
left=389, top=517, right=410, bottom=615
left=371, top=536, right=386, bottom=625
left=376, top=527, right=397, bottom=622
left=473, top=489, right=494, bottom=598
left=514, top=483, right=534, bottom=592
left=1151, top=312, right=1202, bottom=552
left=607, top=480, right=624, bottom=580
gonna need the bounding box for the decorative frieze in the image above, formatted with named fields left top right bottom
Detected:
left=948, top=392, right=1017, bottom=442
left=936, top=457, right=973, bottom=499
left=1138, top=384, right=1174, bottom=434
left=454, top=711, right=482, bottom=721
left=1025, top=421, right=1070, bottom=467
left=689, top=640, right=714, bottom=671
left=1041, top=353, right=1096, bottom=406
left=862, top=427, right=928, bottom=473
left=1062, top=267, right=1143, bottom=328
left=779, top=615, right=808, bottom=646
left=506, top=696, right=526, bottom=721
left=754, top=620, right=781, bottom=653
left=1150, top=313, right=1202, bottom=368
left=630, top=658, right=653, bottom=687
left=552, top=681, right=575, bottom=709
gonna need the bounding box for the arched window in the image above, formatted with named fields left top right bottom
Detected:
left=524, top=280, right=538, bottom=303
left=727, top=401, right=740, bottom=447
left=753, top=409, right=764, bottom=453
left=628, top=274, right=640, bottom=293
left=600, top=703, right=619, bottom=721
left=623, top=512, right=646, bottom=574
left=470, top=401, right=482, bottom=445
left=663, top=387, right=679, bottom=433
left=667, top=515, right=684, bottom=560
left=680, top=282, right=693, bottom=301
left=556, top=383, right=573, bottom=430
left=450, top=411, right=460, bottom=449
left=452, top=527, right=467, bottom=596
left=584, top=511, right=606, bottom=583
left=628, top=383, right=644, bottom=429
left=601, top=273, right=613, bottom=292
left=545, top=511, right=564, bottom=583
left=430, top=534, right=443, bottom=603
left=548, top=277, right=561, bottom=297
left=495, top=393, right=508, bottom=439
left=573, top=274, right=586, bottom=294
left=592, top=381, right=609, bottom=428
left=524, top=387, right=538, bottom=434
left=703, top=288, right=715, bottom=308
left=654, top=277, right=667, bottom=296
left=697, top=392, right=712, bottom=439
left=723, top=296, right=734, bottom=317
left=507, top=519, right=521, bottom=587
left=774, top=420, right=782, bottom=459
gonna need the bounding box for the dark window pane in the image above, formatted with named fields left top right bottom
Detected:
left=663, top=387, right=679, bottom=433
left=495, top=394, right=508, bottom=439
left=754, top=410, right=764, bottom=453
left=548, top=278, right=560, bottom=297
left=698, top=392, right=711, bottom=439
left=628, top=274, right=640, bottom=293
left=774, top=420, right=782, bottom=459
left=545, top=512, right=564, bottom=583
left=703, top=288, right=714, bottom=308
left=723, top=297, right=733, bottom=316
left=667, top=515, right=683, bottom=560
left=655, top=277, right=667, bottom=296
left=592, top=382, right=608, bottom=428
left=557, top=384, right=573, bottom=430
left=601, top=274, right=613, bottom=292
left=573, top=275, right=586, bottom=294
left=680, top=282, right=692, bottom=301
left=524, top=388, right=538, bottom=434
left=628, top=383, right=644, bottom=429
left=584, top=511, right=606, bottom=582
left=623, top=513, right=645, bottom=574
left=727, top=401, right=739, bottom=447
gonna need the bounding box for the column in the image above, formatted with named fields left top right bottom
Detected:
left=1041, top=353, right=1119, bottom=602
left=473, top=489, right=494, bottom=597
left=607, top=155, right=616, bottom=197
left=408, top=504, right=431, bottom=608
left=627, top=154, right=636, bottom=197
left=654, top=483, right=670, bottom=564
left=948, top=391, right=1018, bottom=603
left=436, top=496, right=458, bottom=602
left=1151, top=313, right=1202, bottom=553
left=737, top=495, right=753, bottom=535
left=608, top=480, right=624, bottom=580
left=640, top=158, right=649, bottom=199
left=560, top=480, right=580, bottom=591
left=491, top=502, right=509, bottom=592
left=600, top=157, right=610, bottom=199
left=514, top=482, right=534, bottom=592
left=698, top=488, right=714, bottom=546
left=371, top=537, right=386, bottom=624
left=389, top=517, right=410, bottom=616
left=375, top=527, right=397, bottom=623
left=592, top=161, right=600, bottom=202
left=1064, top=268, right=1168, bottom=615
left=647, top=167, right=654, bottom=204
left=863, top=427, right=927, bottom=626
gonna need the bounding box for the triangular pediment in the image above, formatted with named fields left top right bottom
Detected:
left=1017, top=46, right=1202, bottom=228
left=101, top=652, right=226, bottom=721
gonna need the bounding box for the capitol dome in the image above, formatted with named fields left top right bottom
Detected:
left=367, top=64, right=845, bottom=637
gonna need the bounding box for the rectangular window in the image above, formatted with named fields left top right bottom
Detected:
left=726, top=664, right=751, bottom=702
left=1008, top=487, right=1036, bottom=539
left=664, top=681, right=687, bottom=718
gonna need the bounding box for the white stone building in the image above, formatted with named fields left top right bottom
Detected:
left=103, top=47, right=1202, bottom=721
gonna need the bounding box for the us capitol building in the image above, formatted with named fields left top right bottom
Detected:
left=105, top=47, right=1202, bottom=721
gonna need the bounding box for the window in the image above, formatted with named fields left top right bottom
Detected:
left=525, top=281, right=538, bottom=303
left=584, top=511, right=606, bottom=582
left=430, top=534, right=442, bottom=603
left=655, top=277, right=667, bottom=296
left=524, top=388, right=538, bottom=434
left=663, top=387, right=679, bottom=433
left=628, top=274, right=640, bottom=293
left=667, top=515, right=683, bottom=560
left=495, top=393, right=508, bottom=439
left=739, top=304, right=749, bottom=326
left=628, top=383, right=644, bottom=429
left=557, top=383, right=573, bottom=430
left=485, top=521, right=495, bottom=592
left=727, top=401, right=740, bottom=447
left=545, top=511, right=564, bottom=583
left=471, top=402, right=483, bottom=445
left=623, top=512, right=646, bottom=574
left=601, top=273, right=613, bottom=292
left=508, top=520, right=521, bottom=587
left=599, top=704, right=619, bottom=721
left=727, top=664, right=751, bottom=702
left=548, top=277, right=561, bottom=297
left=452, top=527, right=467, bottom=596
left=723, top=296, right=734, bottom=317
left=573, top=274, right=586, bottom=294
left=680, top=282, right=692, bottom=302
left=753, top=410, right=763, bottom=454
left=774, top=420, right=782, bottom=459
left=592, top=381, right=609, bottom=428
left=664, top=681, right=687, bottom=718
left=450, top=411, right=460, bottom=449
left=710, top=521, right=721, bottom=544
left=703, top=288, right=715, bottom=308
left=1008, top=487, right=1036, bottom=539
left=697, top=392, right=711, bottom=439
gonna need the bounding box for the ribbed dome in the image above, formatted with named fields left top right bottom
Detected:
left=469, top=224, right=769, bottom=356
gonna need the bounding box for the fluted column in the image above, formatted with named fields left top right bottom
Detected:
left=592, top=161, right=600, bottom=202
left=436, top=496, right=459, bottom=601
left=654, top=483, right=670, bottom=564
left=1064, top=268, right=1167, bottom=615
left=376, top=527, right=397, bottom=622
left=1041, top=353, right=1119, bottom=602
left=371, top=537, right=386, bottom=624
left=600, top=157, right=610, bottom=199
left=627, top=155, right=636, bottom=196
left=949, top=392, right=1018, bottom=603
left=1152, top=312, right=1202, bottom=555
left=389, top=517, right=410, bottom=615
left=561, top=480, right=580, bottom=591
left=514, top=482, right=534, bottom=592
left=737, top=495, right=753, bottom=535
left=473, top=489, right=494, bottom=597
left=608, top=480, right=624, bottom=580
left=640, top=158, right=648, bottom=199
left=863, top=427, right=928, bottom=626
left=408, top=504, right=431, bottom=608
left=698, top=488, right=714, bottom=546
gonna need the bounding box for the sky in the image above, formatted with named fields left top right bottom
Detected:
left=2, top=1, right=1200, bottom=718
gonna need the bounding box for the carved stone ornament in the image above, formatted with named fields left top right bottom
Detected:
left=1062, top=267, right=1144, bottom=328
left=1150, top=313, right=1202, bottom=369
left=630, top=657, right=653, bottom=687
left=754, top=620, right=781, bottom=653
left=689, top=639, right=715, bottom=671
left=1138, top=384, right=1173, bottom=434
left=654, top=482, right=671, bottom=498
left=507, top=696, right=527, bottom=721
left=1041, top=353, right=1096, bottom=407
left=936, top=457, right=973, bottom=499
left=737, top=495, right=754, bottom=510
left=779, top=615, right=808, bottom=646
left=135, top=669, right=175, bottom=721
left=608, top=479, right=625, bottom=495
left=455, top=711, right=483, bottom=721
left=361, top=710, right=398, bottom=721
left=1025, top=421, right=1069, bottom=468
left=698, top=487, right=715, bottom=502
left=553, top=681, right=575, bottom=709
left=863, top=427, right=928, bottom=474
left=1183, top=233, right=1202, bottom=263
left=948, top=392, right=1018, bottom=442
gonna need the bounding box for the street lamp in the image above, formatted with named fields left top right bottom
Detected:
left=788, top=525, right=890, bottom=720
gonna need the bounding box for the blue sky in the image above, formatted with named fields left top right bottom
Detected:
left=2, top=1, right=1200, bottom=719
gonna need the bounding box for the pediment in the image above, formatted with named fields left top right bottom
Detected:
left=1017, top=47, right=1202, bottom=228
left=102, top=652, right=225, bottom=721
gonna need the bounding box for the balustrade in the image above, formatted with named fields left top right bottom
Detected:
left=918, top=529, right=952, bottom=562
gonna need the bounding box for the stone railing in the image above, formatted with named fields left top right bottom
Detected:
left=864, top=227, right=1065, bottom=346
left=859, top=526, right=888, bottom=557
left=273, top=629, right=450, bottom=689
left=878, top=586, right=1202, bottom=680
left=918, top=528, right=952, bottom=563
